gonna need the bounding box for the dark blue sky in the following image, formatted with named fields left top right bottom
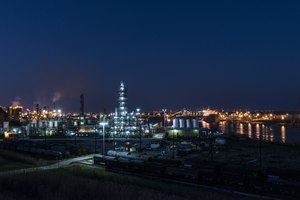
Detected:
left=0, top=0, right=300, bottom=112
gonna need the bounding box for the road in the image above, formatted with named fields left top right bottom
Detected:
left=0, top=154, right=96, bottom=177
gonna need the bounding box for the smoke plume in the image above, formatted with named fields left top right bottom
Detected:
left=11, top=97, right=21, bottom=106
left=52, top=92, right=62, bottom=103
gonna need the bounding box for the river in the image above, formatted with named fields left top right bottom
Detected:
left=201, top=121, right=300, bottom=143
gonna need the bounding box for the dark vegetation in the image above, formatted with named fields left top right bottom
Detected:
left=0, top=166, right=254, bottom=200
left=0, top=150, right=50, bottom=171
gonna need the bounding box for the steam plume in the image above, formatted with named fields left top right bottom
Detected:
left=11, top=97, right=21, bottom=106
left=52, top=92, right=62, bottom=103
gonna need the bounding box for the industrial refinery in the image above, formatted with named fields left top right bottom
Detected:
left=0, top=80, right=300, bottom=141
left=2, top=1, right=300, bottom=199
left=1, top=82, right=300, bottom=200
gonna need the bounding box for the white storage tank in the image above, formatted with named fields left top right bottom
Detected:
left=172, top=118, right=179, bottom=128
left=54, top=121, right=58, bottom=128
left=48, top=121, right=53, bottom=128
left=179, top=118, right=185, bottom=128
left=192, top=119, right=199, bottom=128
left=31, top=120, right=37, bottom=128
left=186, top=119, right=191, bottom=128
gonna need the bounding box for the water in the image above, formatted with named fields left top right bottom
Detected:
left=201, top=121, right=300, bottom=143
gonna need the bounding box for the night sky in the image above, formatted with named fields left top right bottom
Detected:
left=1, top=0, right=300, bottom=112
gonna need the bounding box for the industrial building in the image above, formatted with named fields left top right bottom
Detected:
left=166, top=117, right=210, bottom=138
left=7, top=105, right=23, bottom=121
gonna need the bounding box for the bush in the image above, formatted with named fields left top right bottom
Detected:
left=0, top=150, right=37, bottom=165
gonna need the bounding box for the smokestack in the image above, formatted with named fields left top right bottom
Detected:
left=53, top=102, right=56, bottom=110
left=80, top=94, right=84, bottom=116
left=35, top=104, right=40, bottom=114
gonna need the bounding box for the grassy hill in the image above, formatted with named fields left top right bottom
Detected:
left=0, top=166, right=255, bottom=200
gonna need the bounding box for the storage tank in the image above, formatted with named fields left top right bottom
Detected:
left=172, top=118, right=179, bottom=128
left=54, top=121, right=58, bottom=128
left=179, top=118, right=185, bottom=128
left=186, top=119, right=191, bottom=128
left=48, top=121, right=53, bottom=128
left=192, top=119, right=199, bottom=128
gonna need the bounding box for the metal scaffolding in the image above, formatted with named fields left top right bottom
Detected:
left=111, top=81, right=140, bottom=136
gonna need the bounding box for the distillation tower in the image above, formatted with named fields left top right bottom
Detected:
left=111, top=81, right=140, bottom=136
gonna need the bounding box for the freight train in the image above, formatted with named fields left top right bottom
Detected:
left=94, top=154, right=300, bottom=199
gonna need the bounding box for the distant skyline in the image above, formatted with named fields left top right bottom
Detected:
left=1, top=0, right=300, bottom=112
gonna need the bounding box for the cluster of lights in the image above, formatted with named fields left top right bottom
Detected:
left=20, top=108, right=64, bottom=121
left=218, top=111, right=289, bottom=122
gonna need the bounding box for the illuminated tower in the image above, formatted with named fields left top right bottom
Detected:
left=118, top=81, right=128, bottom=116
left=111, top=81, right=139, bottom=136
left=116, top=81, right=128, bottom=132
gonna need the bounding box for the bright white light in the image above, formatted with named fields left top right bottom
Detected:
left=58, top=109, right=61, bottom=113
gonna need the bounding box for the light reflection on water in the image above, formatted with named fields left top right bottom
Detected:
left=239, top=123, right=244, bottom=135
left=248, top=123, right=252, bottom=138
left=270, top=127, right=274, bottom=142
left=281, top=126, right=286, bottom=143
left=256, top=124, right=260, bottom=140
left=264, top=125, right=268, bottom=141
left=205, top=121, right=295, bottom=143
left=262, top=124, right=266, bottom=141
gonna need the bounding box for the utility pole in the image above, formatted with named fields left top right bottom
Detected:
left=94, top=127, right=97, bottom=154
left=259, top=131, right=262, bottom=170
left=210, top=135, right=214, bottom=161
left=172, top=130, right=175, bottom=159
left=74, top=132, right=77, bottom=146
left=102, top=114, right=107, bottom=155
left=44, top=122, right=47, bottom=144
left=80, top=94, right=85, bottom=126
left=162, top=109, right=167, bottom=130
left=113, top=131, right=116, bottom=150
left=139, top=122, right=142, bottom=151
